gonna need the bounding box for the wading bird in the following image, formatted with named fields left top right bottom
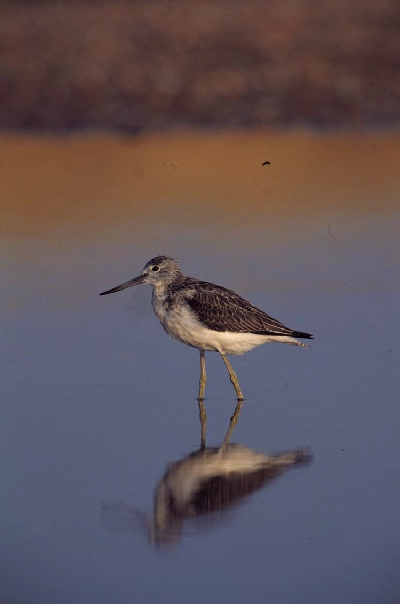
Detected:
left=100, top=256, right=313, bottom=400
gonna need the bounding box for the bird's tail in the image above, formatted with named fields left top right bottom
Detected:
left=290, top=331, right=313, bottom=348
left=291, top=331, right=313, bottom=340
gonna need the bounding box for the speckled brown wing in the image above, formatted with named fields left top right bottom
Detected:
left=185, top=280, right=312, bottom=338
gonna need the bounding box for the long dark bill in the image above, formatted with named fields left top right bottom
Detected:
left=99, top=274, right=145, bottom=295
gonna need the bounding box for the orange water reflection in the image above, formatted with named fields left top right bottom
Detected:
left=1, top=131, right=399, bottom=240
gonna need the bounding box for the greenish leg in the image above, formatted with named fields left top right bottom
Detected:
left=220, top=354, right=244, bottom=400
left=198, top=350, right=207, bottom=400
left=197, top=398, right=207, bottom=449
left=222, top=399, right=244, bottom=446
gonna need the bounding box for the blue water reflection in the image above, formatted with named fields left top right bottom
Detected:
left=2, top=132, right=400, bottom=603
left=102, top=402, right=312, bottom=549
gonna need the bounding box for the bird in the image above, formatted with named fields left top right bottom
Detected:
left=100, top=255, right=313, bottom=400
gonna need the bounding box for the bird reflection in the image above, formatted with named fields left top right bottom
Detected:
left=102, top=402, right=312, bottom=549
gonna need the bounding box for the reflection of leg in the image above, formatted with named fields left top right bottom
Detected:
left=198, top=399, right=207, bottom=449
left=220, top=354, right=244, bottom=400
left=222, top=399, right=244, bottom=446
left=198, top=350, right=206, bottom=400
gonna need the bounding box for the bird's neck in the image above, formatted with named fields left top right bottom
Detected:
left=151, top=276, right=184, bottom=315
left=152, top=280, right=169, bottom=298
left=151, top=279, right=174, bottom=306
left=153, top=273, right=184, bottom=295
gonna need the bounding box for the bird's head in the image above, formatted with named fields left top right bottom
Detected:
left=100, top=256, right=183, bottom=295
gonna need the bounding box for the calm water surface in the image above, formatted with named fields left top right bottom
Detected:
left=1, top=131, right=400, bottom=603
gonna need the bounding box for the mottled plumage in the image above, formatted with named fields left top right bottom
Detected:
left=100, top=256, right=313, bottom=399
left=182, top=278, right=311, bottom=338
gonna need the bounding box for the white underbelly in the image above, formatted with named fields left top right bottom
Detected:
left=152, top=302, right=300, bottom=355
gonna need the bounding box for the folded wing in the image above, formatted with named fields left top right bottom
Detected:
left=185, top=281, right=312, bottom=339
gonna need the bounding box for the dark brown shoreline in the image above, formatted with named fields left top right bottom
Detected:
left=1, top=0, right=400, bottom=131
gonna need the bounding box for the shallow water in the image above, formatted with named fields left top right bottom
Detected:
left=2, top=131, right=400, bottom=603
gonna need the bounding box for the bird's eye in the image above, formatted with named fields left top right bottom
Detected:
left=152, top=266, right=160, bottom=272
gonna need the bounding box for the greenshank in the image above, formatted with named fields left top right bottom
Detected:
left=100, top=256, right=313, bottom=400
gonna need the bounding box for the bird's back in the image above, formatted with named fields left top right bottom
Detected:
left=175, top=277, right=312, bottom=340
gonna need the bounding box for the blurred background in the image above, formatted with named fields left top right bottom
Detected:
left=1, top=0, right=400, bottom=131
left=2, top=2, right=400, bottom=604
